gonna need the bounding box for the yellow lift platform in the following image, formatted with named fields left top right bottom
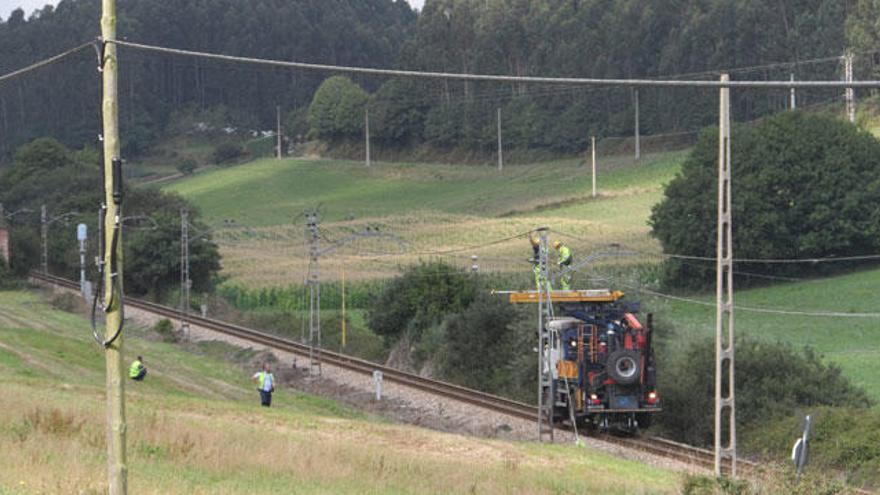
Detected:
left=501, top=289, right=625, bottom=304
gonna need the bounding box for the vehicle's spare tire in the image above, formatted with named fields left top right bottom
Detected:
left=607, top=350, right=641, bottom=385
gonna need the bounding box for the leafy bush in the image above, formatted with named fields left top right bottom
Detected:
left=369, top=78, right=430, bottom=145
left=153, top=318, right=177, bottom=343
left=0, top=258, right=18, bottom=289
left=681, top=475, right=748, bottom=495
left=308, top=76, right=368, bottom=140
left=650, top=112, right=880, bottom=289
left=212, top=142, right=243, bottom=164
left=440, top=295, right=518, bottom=391
left=367, top=261, right=479, bottom=343
left=657, top=336, right=871, bottom=447
left=745, top=406, right=880, bottom=487
left=176, top=157, right=197, bottom=175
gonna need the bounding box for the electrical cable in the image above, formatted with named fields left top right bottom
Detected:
left=407, top=229, right=538, bottom=256
left=0, top=41, right=93, bottom=85
left=108, top=39, right=880, bottom=89
left=549, top=229, right=880, bottom=265
left=596, top=275, right=880, bottom=319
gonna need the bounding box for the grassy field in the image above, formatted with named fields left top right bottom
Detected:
left=0, top=289, right=684, bottom=494
left=164, top=152, right=684, bottom=286
left=626, top=266, right=880, bottom=402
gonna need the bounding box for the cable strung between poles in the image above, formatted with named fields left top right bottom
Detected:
left=0, top=41, right=93, bottom=84
left=550, top=229, right=880, bottom=265
left=108, top=39, right=880, bottom=89
left=600, top=278, right=880, bottom=319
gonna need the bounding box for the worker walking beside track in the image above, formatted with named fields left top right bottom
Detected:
left=252, top=363, right=276, bottom=407
left=553, top=240, right=573, bottom=290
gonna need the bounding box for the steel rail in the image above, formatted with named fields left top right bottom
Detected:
left=30, top=271, right=872, bottom=492
left=31, top=271, right=534, bottom=419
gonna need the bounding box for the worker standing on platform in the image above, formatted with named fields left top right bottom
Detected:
left=529, top=235, right=552, bottom=291
left=529, top=235, right=541, bottom=288
left=553, top=240, right=573, bottom=290
left=252, top=363, right=276, bottom=407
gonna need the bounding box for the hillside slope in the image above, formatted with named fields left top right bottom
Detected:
left=0, top=289, right=683, bottom=494
left=631, top=266, right=880, bottom=402
left=163, top=152, right=683, bottom=286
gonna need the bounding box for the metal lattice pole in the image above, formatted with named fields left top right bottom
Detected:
left=714, top=73, right=736, bottom=477
left=180, top=208, right=190, bottom=333
left=536, top=227, right=554, bottom=442
left=306, top=212, right=322, bottom=376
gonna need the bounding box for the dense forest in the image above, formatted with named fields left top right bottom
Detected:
left=1, top=0, right=878, bottom=158
left=0, top=0, right=415, bottom=156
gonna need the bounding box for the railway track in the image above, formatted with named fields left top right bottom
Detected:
left=26, top=271, right=826, bottom=484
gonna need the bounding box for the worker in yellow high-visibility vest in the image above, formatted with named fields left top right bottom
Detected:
left=553, top=240, right=573, bottom=290
left=529, top=235, right=552, bottom=291
left=252, top=363, right=276, bottom=407
left=129, top=356, right=146, bottom=381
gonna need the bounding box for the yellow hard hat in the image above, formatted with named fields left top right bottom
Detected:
left=530, top=236, right=540, bottom=246
left=552, top=240, right=562, bottom=249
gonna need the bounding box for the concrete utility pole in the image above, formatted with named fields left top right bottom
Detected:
left=591, top=136, right=597, bottom=198
left=365, top=108, right=371, bottom=167
left=101, top=0, right=127, bottom=492
left=276, top=105, right=282, bottom=160
left=714, top=73, right=736, bottom=478
left=845, top=52, right=856, bottom=123
left=497, top=107, right=503, bottom=171
left=790, top=73, right=796, bottom=110
left=41, top=204, right=48, bottom=274
left=634, top=89, right=641, bottom=160
left=180, top=208, right=190, bottom=334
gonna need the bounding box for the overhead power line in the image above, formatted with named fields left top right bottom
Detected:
left=613, top=280, right=880, bottom=319
left=109, top=39, right=880, bottom=89
left=550, top=229, right=880, bottom=265
left=659, top=252, right=880, bottom=264
left=0, top=41, right=93, bottom=85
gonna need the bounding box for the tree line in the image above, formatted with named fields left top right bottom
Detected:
left=2, top=0, right=877, bottom=160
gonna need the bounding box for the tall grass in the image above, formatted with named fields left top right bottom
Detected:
left=0, top=289, right=684, bottom=494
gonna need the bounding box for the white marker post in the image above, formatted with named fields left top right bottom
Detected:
left=373, top=370, right=383, bottom=401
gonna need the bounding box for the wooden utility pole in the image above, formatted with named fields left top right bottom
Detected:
left=101, top=0, right=127, bottom=492
left=591, top=136, right=597, bottom=198
left=497, top=107, right=503, bottom=171
left=714, top=73, right=736, bottom=478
